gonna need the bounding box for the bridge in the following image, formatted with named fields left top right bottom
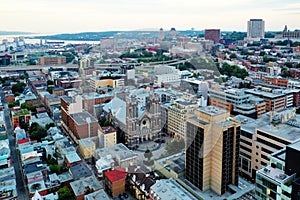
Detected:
left=0, top=65, right=79, bottom=72
left=0, top=59, right=189, bottom=72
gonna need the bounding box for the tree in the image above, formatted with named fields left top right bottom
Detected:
left=284, top=62, right=293, bottom=68
left=31, top=183, right=42, bottom=191
left=229, top=53, right=237, bottom=59
left=218, top=63, right=248, bottom=79
left=21, top=102, right=37, bottom=112
left=29, top=122, right=47, bottom=142
left=263, top=56, right=277, bottom=63
left=47, top=86, right=54, bottom=94
left=47, top=80, right=54, bottom=86
left=58, top=187, right=74, bottom=200
left=20, top=73, right=29, bottom=80
left=45, top=122, right=55, bottom=130
left=8, top=101, right=19, bottom=108
left=50, top=164, right=61, bottom=174
left=12, top=82, right=26, bottom=95
left=165, top=139, right=185, bottom=156
left=281, top=68, right=291, bottom=78
left=143, top=148, right=154, bottom=168
left=20, top=122, right=29, bottom=131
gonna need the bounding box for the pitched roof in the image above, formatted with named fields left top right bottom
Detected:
left=103, top=97, right=126, bottom=124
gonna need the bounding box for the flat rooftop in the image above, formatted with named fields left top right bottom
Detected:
left=181, top=177, right=255, bottom=200
left=287, top=140, right=300, bottom=151
left=176, top=100, right=195, bottom=106
left=0, top=167, right=15, bottom=182
left=94, top=143, right=137, bottom=162
left=69, top=163, right=92, bottom=180
left=70, top=111, right=98, bottom=125
left=151, top=178, right=198, bottom=200
left=84, top=189, right=110, bottom=200
left=237, top=110, right=300, bottom=141
left=78, top=138, right=95, bottom=147
left=257, top=166, right=293, bottom=184
left=198, top=106, right=227, bottom=116
left=70, top=175, right=103, bottom=196
left=245, top=88, right=287, bottom=99
left=65, top=152, right=81, bottom=163
left=82, top=92, right=113, bottom=100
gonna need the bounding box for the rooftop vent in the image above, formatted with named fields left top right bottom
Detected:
left=278, top=174, right=287, bottom=180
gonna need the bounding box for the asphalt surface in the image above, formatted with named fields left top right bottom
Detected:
left=1, top=90, right=29, bottom=200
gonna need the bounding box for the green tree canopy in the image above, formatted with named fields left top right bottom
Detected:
left=47, top=80, right=54, bottom=85
left=8, top=100, right=19, bottom=108
left=50, top=164, right=61, bottom=174
left=12, top=82, right=26, bottom=95
left=45, top=122, right=55, bottom=130
left=144, top=148, right=153, bottom=160
left=284, top=62, right=293, bottom=68
left=58, top=187, right=74, bottom=200
left=29, top=122, right=47, bottom=142
left=165, top=139, right=185, bottom=156
left=21, top=102, right=38, bottom=112
left=218, top=63, right=248, bottom=79
left=229, top=53, right=237, bottom=59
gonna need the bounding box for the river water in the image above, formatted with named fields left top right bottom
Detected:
left=0, top=34, right=99, bottom=45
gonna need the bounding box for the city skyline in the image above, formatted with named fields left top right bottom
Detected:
left=1, top=0, right=300, bottom=33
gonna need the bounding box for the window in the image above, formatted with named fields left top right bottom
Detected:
left=257, top=138, right=282, bottom=150
left=262, top=147, right=273, bottom=154
left=241, top=130, right=252, bottom=139
left=240, top=145, right=252, bottom=153
left=257, top=130, right=290, bottom=145
left=240, top=152, right=251, bottom=159
left=261, top=154, right=269, bottom=161
left=240, top=138, right=252, bottom=146
left=261, top=161, right=267, bottom=166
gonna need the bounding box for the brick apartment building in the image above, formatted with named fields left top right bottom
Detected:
left=38, top=56, right=66, bottom=65
left=103, top=168, right=127, bottom=198
left=205, top=29, right=220, bottom=44
left=11, top=109, right=31, bottom=129
left=61, top=95, right=100, bottom=144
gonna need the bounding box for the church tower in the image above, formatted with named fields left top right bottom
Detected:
left=149, top=93, right=161, bottom=140
left=126, top=95, right=139, bottom=149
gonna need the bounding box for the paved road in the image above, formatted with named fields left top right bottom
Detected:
left=1, top=92, right=29, bottom=200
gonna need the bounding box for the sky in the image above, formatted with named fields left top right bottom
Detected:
left=1, top=0, right=300, bottom=33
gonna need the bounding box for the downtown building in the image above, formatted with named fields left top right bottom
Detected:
left=205, top=29, right=221, bottom=44
left=256, top=141, right=300, bottom=200
left=167, top=100, right=198, bottom=139
left=244, top=87, right=300, bottom=112
left=209, top=88, right=266, bottom=119
left=236, top=108, right=300, bottom=181
left=38, top=56, right=66, bottom=66
left=247, top=19, right=265, bottom=40
left=61, top=95, right=100, bottom=144
left=185, top=106, right=240, bottom=195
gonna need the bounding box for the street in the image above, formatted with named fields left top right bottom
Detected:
left=1, top=90, right=29, bottom=200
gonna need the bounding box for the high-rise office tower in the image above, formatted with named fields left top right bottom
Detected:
left=247, top=19, right=265, bottom=39
left=158, top=28, right=165, bottom=41
left=185, top=106, right=240, bottom=195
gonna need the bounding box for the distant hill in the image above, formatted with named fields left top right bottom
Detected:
left=0, top=31, right=33, bottom=36
left=32, top=31, right=120, bottom=41
left=31, top=30, right=206, bottom=41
